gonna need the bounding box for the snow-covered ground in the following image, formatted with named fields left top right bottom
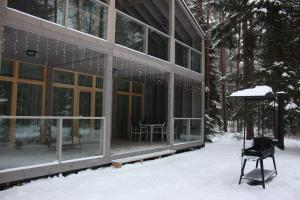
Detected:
left=1, top=133, right=300, bottom=200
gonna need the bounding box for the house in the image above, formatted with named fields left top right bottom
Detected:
left=0, top=0, right=205, bottom=184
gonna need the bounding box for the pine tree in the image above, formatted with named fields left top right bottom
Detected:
left=185, top=0, right=223, bottom=137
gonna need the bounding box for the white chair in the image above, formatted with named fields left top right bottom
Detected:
left=153, top=122, right=166, bottom=142
left=130, top=122, right=148, bottom=142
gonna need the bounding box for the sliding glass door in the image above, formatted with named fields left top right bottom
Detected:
left=16, top=83, right=43, bottom=142
left=116, top=94, right=129, bottom=138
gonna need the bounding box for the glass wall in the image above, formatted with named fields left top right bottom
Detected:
left=116, top=0, right=169, bottom=34
left=113, top=80, right=144, bottom=139
left=8, top=0, right=65, bottom=25
left=115, top=12, right=145, bottom=52
left=52, top=70, right=104, bottom=161
left=61, top=118, right=103, bottom=161
left=0, top=81, right=11, bottom=145
left=0, top=118, right=58, bottom=170
left=175, top=42, right=189, bottom=69
left=148, top=29, right=169, bottom=61
left=67, top=0, right=108, bottom=39
left=191, top=50, right=201, bottom=73
left=0, top=59, right=60, bottom=170
left=174, top=118, right=203, bottom=143
left=174, top=77, right=203, bottom=143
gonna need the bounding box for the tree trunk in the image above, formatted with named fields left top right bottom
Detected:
left=205, top=1, right=210, bottom=114
left=236, top=21, right=241, bottom=90
left=220, top=46, right=227, bottom=132
left=219, top=11, right=227, bottom=132
left=242, top=19, right=254, bottom=139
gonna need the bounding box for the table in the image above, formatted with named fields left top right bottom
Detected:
left=141, top=124, right=164, bottom=143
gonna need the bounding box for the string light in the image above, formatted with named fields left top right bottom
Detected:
left=89, top=51, right=93, bottom=73
left=2, top=26, right=5, bottom=54
left=55, top=39, right=59, bottom=56
left=25, top=31, right=29, bottom=52
left=45, top=38, right=49, bottom=65
left=63, top=42, right=66, bottom=64
left=35, top=35, right=40, bottom=58
left=14, top=29, right=18, bottom=55
left=71, top=47, right=75, bottom=69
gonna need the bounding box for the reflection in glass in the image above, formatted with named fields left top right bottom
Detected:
left=62, top=118, right=103, bottom=161
left=54, top=70, right=75, bottom=85
left=17, top=83, right=42, bottom=116
left=78, top=74, right=93, bottom=87
left=132, top=82, right=143, bottom=93
left=190, top=119, right=202, bottom=141
left=95, top=92, right=103, bottom=117
left=115, top=13, right=145, bottom=52
left=79, top=91, right=91, bottom=140
left=68, top=0, right=108, bottom=39
left=95, top=92, right=103, bottom=130
left=0, top=59, right=14, bottom=77
left=96, top=77, right=103, bottom=88
left=115, top=95, right=129, bottom=138
left=174, top=119, right=188, bottom=143
left=117, top=79, right=129, bottom=92
left=0, top=81, right=12, bottom=144
left=174, top=119, right=202, bottom=143
left=191, top=50, right=201, bottom=73
left=0, top=119, right=58, bottom=170
left=52, top=87, right=74, bottom=116
left=175, top=42, right=189, bottom=68
left=16, top=83, right=43, bottom=142
left=132, top=96, right=142, bottom=125
left=19, top=63, right=44, bottom=81
left=8, top=0, right=65, bottom=25
left=148, top=30, right=169, bottom=61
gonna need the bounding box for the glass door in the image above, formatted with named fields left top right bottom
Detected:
left=16, top=83, right=43, bottom=142
left=78, top=90, right=92, bottom=139
left=132, top=95, right=142, bottom=126
left=115, top=94, right=129, bottom=139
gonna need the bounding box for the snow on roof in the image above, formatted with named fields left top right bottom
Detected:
left=230, top=86, right=274, bottom=97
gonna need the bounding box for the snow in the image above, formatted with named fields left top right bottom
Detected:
left=1, top=133, right=300, bottom=200
left=272, top=61, right=284, bottom=67
left=230, top=86, right=273, bottom=97
left=258, top=8, right=268, bottom=13
left=281, top=72, right=290, bottom=78
left=286, top=101, right=298, bottom=110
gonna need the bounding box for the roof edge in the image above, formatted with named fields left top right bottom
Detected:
left=179, top=0, right=206, bottom=38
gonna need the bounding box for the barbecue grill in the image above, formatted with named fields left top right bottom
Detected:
left=230, top=86, right=285, bottom=189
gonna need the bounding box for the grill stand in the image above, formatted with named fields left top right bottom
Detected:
left=239, top=154, right=277, bottom=189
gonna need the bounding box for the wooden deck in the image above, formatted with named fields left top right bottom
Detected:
left=111, top=150, right=176, bottom=168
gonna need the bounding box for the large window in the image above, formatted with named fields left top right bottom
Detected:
left=67, top=0, right=108, bottom=39
left=175, top=42, right=189, bottom=69
left=52, top=87, right=74, bottom=116
left=148, top=29, right=169, bottom=61
left=0, top=81, right=12, bottom=144
left=115, top=12, right=145, bottom=52
left=191, top=50, right=201, bottom=73
left=0, top=60, right=45, bottom=118
left=53, top=70, right=103, bottom=117
left=114, top=80, right=144, bottom=138
left=8, top=0, right=65, bottom=25
left=52, top=70, right=104, bottom=161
